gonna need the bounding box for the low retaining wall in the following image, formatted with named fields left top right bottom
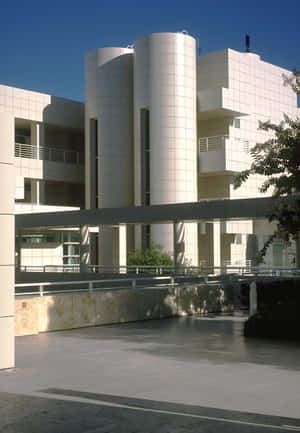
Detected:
left=15, top=284, right=233, bottom=336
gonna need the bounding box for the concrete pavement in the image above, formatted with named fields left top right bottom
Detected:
left=1, top=315, right=300, bottom=432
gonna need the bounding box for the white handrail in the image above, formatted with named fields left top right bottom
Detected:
left=199, top=135, right=228, bottom=152
left=15, top=274, right=205, bottom=296
left=15, top=143, right=84, bottom=165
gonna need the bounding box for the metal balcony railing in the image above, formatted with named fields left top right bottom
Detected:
left=15, top=143, right=84, bottom=165
left=199, top=135, right=228, bottom=152
left=16, top=263, right=300, bottom=278
left=199, top=135, right=250, bottom=153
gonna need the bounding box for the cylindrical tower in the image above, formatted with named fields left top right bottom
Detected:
left=134, top=32, right=198, bottom=265
left=85, top=47, right=134, bottom=266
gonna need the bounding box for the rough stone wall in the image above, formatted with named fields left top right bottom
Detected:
left=15, top=284, right=233, bottom=336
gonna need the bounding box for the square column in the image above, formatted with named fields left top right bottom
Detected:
left=0, top=112, right=15, bottom=369
left=99, top=225, right=127, bottom=272
left=37, top=180, right=45, bottom=205
left=119, top=225, right=127, bottom=273
left=213, top=221, right=221, bottom=270
left=206, top=221, right=221, bottom=272
left=31, top=122, right=45, bottom=154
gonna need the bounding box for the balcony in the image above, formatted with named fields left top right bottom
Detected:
left=15, top=143, right=84, bottom=165
left=197, top=87, right=250, bottom=120
left=198, top=135, right=251, bottom=174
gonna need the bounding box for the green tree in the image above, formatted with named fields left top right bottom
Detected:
left=127, top=243, right=173, bottom=267
left=234, top=69, right=300, bottom=266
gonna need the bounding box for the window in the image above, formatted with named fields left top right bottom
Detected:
left=62, top=231, right=80, bottom=265
left=19, top=232, right=58, bottom=245
left=230, top=118, right=240, bottom=128
left=234, top=234, right=242, bottom=244
left=141, top=109, right=150, bottom=206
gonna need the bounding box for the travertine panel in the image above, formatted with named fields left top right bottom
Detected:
left=0, top=112, right=14, bottom=164
left=0, top=110, right=14, bottom=369
left=0, top=316, right=14, bottom=369
left=39, top=295, right=73, bottom=332
left=116, top=290, right=139, bottom=323
left=0, top=164, right=14, bottom=213
left=0, top=266, right=14, bottom=317
left=72, top=294, right=96, bottom=328
left=137, top=288, right=160, bottom=320
left=15, top=298, right=39, bottom=336
left=0, top=215, right=14, bottom=264
left=14, top=284, right=232, bottom=336
left=95, top=291, right=120, bottom=325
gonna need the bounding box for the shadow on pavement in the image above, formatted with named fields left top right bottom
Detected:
left=1, top=389, right=300, bottom=433
left=55, top=316, right=300, bottom=371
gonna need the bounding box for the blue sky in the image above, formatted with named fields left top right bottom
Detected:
left=0, top=0, right=299, bottom=101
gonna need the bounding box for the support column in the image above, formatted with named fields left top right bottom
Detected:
left=207, top=221, right=221, bottom=272
left=80, top=225, right=90, bottom=273
left=30, top=180, right=37, bottom=204
left=99, top=225, right=127, bottom=272
left=30, top=121, right=45, bottom=171
left=31, top=123, right=45, bottom=206
left=31, top=122, right=45, bottom=155
left=213, top=221, right=221, bottom=271
left=173, top=221, right=185, bottom=274
left=37, top=180, right=45, bottom=205
left=118, top=225, right=127, bottom=273
left=0, top=112, right=15, bottom=369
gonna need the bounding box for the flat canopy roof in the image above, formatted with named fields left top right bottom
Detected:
left=15, top=196, right=293, bottom=229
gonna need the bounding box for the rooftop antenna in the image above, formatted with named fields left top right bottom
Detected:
left=196, top=36, right=201, bottom=56
left=245, top=34, right=250, bottom=53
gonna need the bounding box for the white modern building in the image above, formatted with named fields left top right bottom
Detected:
left=0, top=31, right=299, bottom=369
left=0, top=86, right=84, bottom=368
left=85, top=31, right=300, bottom=270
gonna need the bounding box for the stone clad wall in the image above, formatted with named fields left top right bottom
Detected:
left=15, top=285, right=232, bottom=336
left=0, top=112, right=15, bottom=369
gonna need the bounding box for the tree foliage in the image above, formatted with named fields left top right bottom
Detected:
left=127, top=243, right=173, bottom=267
left=234, top=69, right=300, bottom=263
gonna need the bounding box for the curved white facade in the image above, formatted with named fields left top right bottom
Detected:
left=134, top=32, right=198, bottom=264
left=85, top=47, right=134, bottom=266
left=85, top=47, right=134, bottom=209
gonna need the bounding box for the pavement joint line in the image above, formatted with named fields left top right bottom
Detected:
left=27, top=391, right=297, bottom=432
left=281, top=427, right=300, bottom=431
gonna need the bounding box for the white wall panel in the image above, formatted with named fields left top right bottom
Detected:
left=0, top=112, right=14, bottom=369
left=134, top=32, right=198, bottom=265
left=85, top=47, right=134, bottom=266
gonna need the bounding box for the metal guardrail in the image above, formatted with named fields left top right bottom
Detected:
left=198, top=135, right=250, bottom=154
left=15, top=274, right=208, bottom=297
left=17, top=264, right=300, bottom=277
left=199, top=135, right=228, bottom=152
left=15, top=143, right=84, bottom=165
left=18, top=264, right=177, bottom=274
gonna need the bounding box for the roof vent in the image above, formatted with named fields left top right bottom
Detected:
left=245, top=34, right=250, bottom=53
left=181, top=29, right=189, bottom=35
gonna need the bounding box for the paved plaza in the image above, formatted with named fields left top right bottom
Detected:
left=1, top=315, right=300, bottom=432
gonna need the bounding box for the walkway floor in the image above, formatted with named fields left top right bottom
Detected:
left=1, top=315, right=300, bottom=432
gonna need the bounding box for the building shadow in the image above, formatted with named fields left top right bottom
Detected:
left=0, top=388, right=299, bottom=433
